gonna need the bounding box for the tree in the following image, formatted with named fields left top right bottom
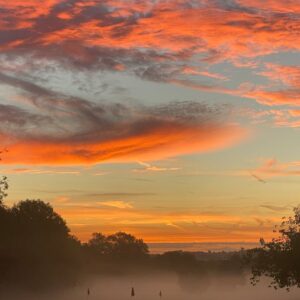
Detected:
left=106, top=232, right=149, bottom=260
left=86, top=231, right=149, bottom=260
left=0, top=155, right=9, bottom=265
left=0, top=148, right=8, bottom=206
left=0, top=176, right=8, bottom=205
left=0, top=152, right=9, bottom=249
left=7, top=200, right=82, bottom=288
left=11, top=199, right=69, bottom=239
left=9, top=199, right=73, bottom=262
left=0, top=176, right=10, bottom=284
left=249, top=207, right=300, bottom=290
left=0, top=175, right=8, bottom=226
left=86, top=232, right=110, bottom=255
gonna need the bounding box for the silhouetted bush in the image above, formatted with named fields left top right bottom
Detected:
left=248, top=207, right=300, bottom=290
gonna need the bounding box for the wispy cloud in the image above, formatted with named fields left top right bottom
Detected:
left=93, top=172, right=109, bottom=176
left=251, top=158, right=300, bottom=178
left=1, top=167, right=80, bottom=175
left=98, top=200, right=133, bottom=209
left=87, top=192, right=154, bottom=198
left=133, top=161, right=180, bottom=173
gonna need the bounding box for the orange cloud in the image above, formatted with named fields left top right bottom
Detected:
left=0, top=74, right=247, bottom=165
left=1, top=1, right=300, bottom=71
left=240, top=64, right=300, bottom=107
left=244, top=89, right=300, bottom=107
left=181, top=66, right=228, bottom=81
left=237, top=0, right=300, bottom=13
left=1, top=119, right=246, bottom=165
left=2, top=0, right=300, bottom=164
left=0, top=0, right=60, bottom=21
left=0, top=168, right=80, bottom=175
left=252, top=158, right=300, bottom=178
left=0, top=0, right=300, bottom=122
left=258, top=64, right=300, bottom=87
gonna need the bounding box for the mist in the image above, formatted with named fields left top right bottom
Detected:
left=2, top=272, right=299, bottom=300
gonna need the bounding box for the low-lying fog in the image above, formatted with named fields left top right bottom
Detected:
left=2, top=272, right=299, bottom=300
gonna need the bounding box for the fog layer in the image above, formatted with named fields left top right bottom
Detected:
left=2, top=272, right=299, bottom=300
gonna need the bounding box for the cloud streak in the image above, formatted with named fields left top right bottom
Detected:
left=251, top=158, right=300, bottom=178
left=98, top=200, right=133, bottom=209
left=134, top=161, right=180, bottom=173
left=0, top=73, right=246, bottom=165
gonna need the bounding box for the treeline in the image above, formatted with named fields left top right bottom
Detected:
left=0, top=199, right=245, bottom=291
left=1, top=197, right=300, bottom=292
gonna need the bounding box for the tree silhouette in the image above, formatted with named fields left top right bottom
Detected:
left=0, top=175, right=8, bottom=226
left=5, top=200, right=82, bottom=288
left=86, top=231, right=149, bottom=260
left=0, top=179, right=10, bottom=285
left=106, top=232, right=149, bottom=260
left=11, top=199, right=70, bottom=239
left=249, top=207, right=300, bottom=289
left=0, top=176, right=8, bottom=205
left=87, top=232, right=110, bottom=255
left=0, top=148, right=8, bottom=206
left=9, top=200, right=70, bottom=257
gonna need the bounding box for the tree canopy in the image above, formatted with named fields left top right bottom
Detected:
left=0, top=175, right=8, bottom=205
left=0, top=199, right=82, bottom=289
left=249, top=207, right=300, bottom=290
left=86, top=231, right=149, bottom=259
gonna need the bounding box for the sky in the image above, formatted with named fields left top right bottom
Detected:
left=1, top=0, right=300, bottom=251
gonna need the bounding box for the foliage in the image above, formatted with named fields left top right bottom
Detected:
left=0, top=200, right=82, bottom=289
left=249, top=207, right=300, bottom=290
left=0, top=176, right=8, bottom=205
left=0, top=149, right=8, bottom=205
left=11, top=199, right=70, bottom=240
left=85, top=231, right=149, bottom=259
